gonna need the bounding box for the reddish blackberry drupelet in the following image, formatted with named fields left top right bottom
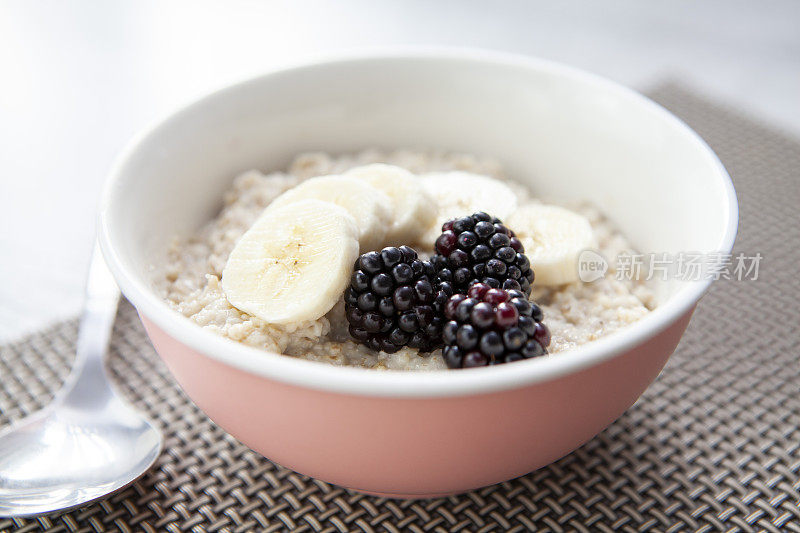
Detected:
left=345, top=246, right=445, bottom=353
left=441, top=284, right=550, bottom=368
left=431, top=212, right=535, bottom=296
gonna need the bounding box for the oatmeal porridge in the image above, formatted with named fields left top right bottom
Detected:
left=156, top=150, right=655, bottom=370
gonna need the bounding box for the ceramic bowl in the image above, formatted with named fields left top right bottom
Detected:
left=98, top=50, right=737, bottom=498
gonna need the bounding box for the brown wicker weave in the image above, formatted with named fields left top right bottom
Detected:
left=1, top=85, right=798, bottom=533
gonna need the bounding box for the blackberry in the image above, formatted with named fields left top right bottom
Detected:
left=441, top=284, right=550, bottom=368
left=427, top=253, right=456, bottom=315
left=345, top=246, right=444, bottom=353
left=431, top=212, right=535, bottom=296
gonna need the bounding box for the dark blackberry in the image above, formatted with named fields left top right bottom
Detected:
left=345, top=246, right=443, bottom=353
left=441, top=284, right=550, bottom=368
left=432, top=212, right=535, bottom=296
left=425, top=253, right=456, bottom=323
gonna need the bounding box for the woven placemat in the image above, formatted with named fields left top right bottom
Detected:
left=2, top=85, right=799, bottom=533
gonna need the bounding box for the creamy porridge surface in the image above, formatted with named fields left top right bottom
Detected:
left=156, top=150, right=655, bottom=371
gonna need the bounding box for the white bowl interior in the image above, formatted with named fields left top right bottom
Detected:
left=106, top=55, right=732, bottom=301
left=100, top=53, right=736, bottom=395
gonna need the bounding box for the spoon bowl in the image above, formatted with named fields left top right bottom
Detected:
left=0, top=246, right=162, bottom=517
left=0, top=400, right=161, bottom=517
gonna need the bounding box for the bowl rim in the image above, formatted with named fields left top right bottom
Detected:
left=98, top=47, right=738, bottom=398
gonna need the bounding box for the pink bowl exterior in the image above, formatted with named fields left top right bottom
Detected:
left=140, top=308, right=693, bottom=498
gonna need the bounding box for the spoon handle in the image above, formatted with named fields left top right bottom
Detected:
left=61, top=243, right=121, bottom=409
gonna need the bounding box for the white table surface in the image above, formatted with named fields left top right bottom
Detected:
left=1, top=0, right=798, bottom=342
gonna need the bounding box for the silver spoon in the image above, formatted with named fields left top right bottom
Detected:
left=0, top=244, right=162, bottom=517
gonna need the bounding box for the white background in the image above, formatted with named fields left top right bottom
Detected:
left=1, top=0, right=799, bottom=341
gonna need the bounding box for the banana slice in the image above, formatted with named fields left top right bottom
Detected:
left=344, top=163, right=436, bottom=244
left=506, top=204, right=595, bottom=286
left=222, top=199, right=360, bottom=324
left=421, top=171, right=518, bottom=242
left=268, top=175, right=393, bottom=252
